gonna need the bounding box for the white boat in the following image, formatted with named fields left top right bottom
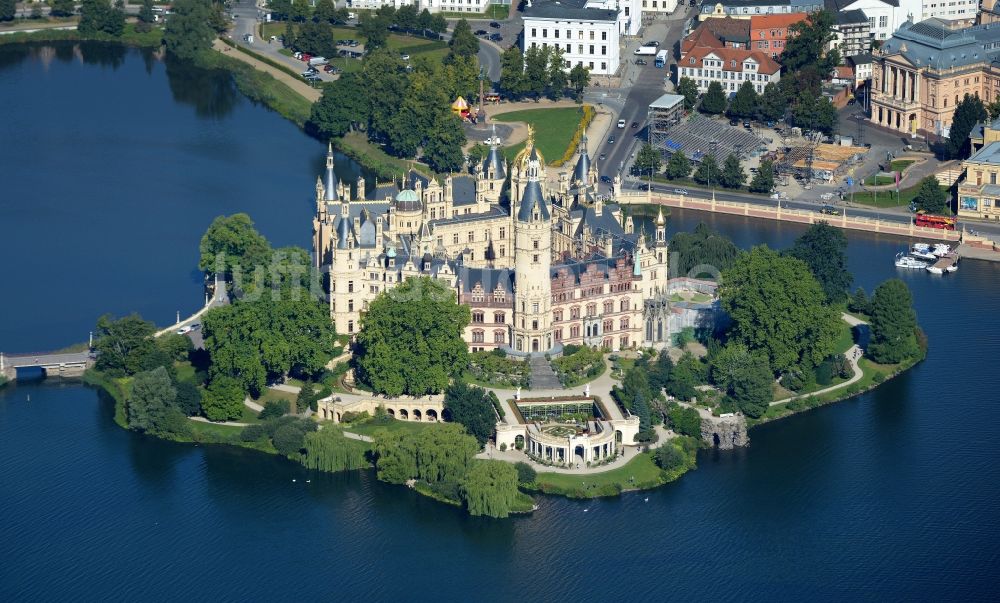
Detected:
left=895, top=253, right=928, bottom=269
left=926, top=265, right=943, bottom=274
left=911, top=248, right=937, bottom=261
left=932, top=244, right=951, bottom=257
left=913, top=243, right=931, bottom=252
left=946, top=264, right=958, bottom=273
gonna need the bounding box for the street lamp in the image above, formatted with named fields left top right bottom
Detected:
left=709, top=139, right=718, bottom=201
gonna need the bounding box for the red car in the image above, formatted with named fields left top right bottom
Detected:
left=301, top=53, right=312, bottom=62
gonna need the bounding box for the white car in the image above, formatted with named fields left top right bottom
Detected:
left=820, top=192, right=834, bottom=200
left=617, top=119, right=626, bottom=128
left=673, top=188, right=688, bottom=195
left=484, top=135, right=502, bottom=145
left=177, top=326, right=192, bottom=335
left=400, top=54, right=410, bottom=61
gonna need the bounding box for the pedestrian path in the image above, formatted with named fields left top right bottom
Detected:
left=770, top=313, right=867, bottom=406
left=528, top=356, right=561, bottom=389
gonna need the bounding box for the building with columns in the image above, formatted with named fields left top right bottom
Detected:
left=312, top=129, right=674, bottom=355
left=870, top=18, right=1000, bottom=137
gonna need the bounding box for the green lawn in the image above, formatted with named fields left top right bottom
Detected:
left=851, top=182, right=932, bottom=208
left=834, top=321, right=857, bottom=355
left=864, top=174, right=896, bottom=186
left=495, top=107, right=589, bottom=166
left=345, top=417, right=440, bottom=438
left=174, top=361, right=197, bottom=384
left=256, top=389, right=297, bottom=406
left=890, top=159, right=915, bottom=172
left=261, top=23, right=446, bottom=62
left=533, top=452, right=669, bottom=498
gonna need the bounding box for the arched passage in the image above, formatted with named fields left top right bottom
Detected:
left=399, top=408, right=409, bottom=420
left=574, top=445, right=585, bottom=463
left=426, top=409, right=438, bottom=421
left=413, top=409, right=422, bottom=421
left=386, top=408, right=395, bottom=418
left=514, top=435, right=525, bottom=450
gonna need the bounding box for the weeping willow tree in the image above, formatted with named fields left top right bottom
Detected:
left=461, top=460, right=521, bottom=518
left=301, top=428, right=370, bottom=472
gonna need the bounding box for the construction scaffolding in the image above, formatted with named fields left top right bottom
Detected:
left=776, top=142, right=867, bottom=181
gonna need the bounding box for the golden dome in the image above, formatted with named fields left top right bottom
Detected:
left=513, top=125, right=544, bottom=169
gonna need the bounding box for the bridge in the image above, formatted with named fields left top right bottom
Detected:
left=1, top=351, right=94, bottom=382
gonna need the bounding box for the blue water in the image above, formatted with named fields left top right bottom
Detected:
left=2, top=44, right=999, bottom=602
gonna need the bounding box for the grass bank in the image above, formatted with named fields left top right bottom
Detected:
left=527, top=442, right=698, bottom=499
left=207, top=42, right=313, bottom=127
left=336, top=130, right=431, bottom=180
left=0, top=23, right=164, bottom=48
left=496, top=106, right=592, bottom=166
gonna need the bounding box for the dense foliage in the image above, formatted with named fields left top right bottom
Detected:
left=164, top=0, right=217, bottom=61
left=126, top=366, right=190, bottom=436
left=913, top=176, right=948, bottom=214
left=200, top=375, right=245, bottom=421
left=701, top=82, right=726, bottom=114
left=949, top=94, right=988, bottom=159
left=665, top=150, right=692, bottom=180
left=677, top=77, right=698, bottom=110
left=355, top=277, right=470, bottom=396
left=94, top=313, right=157, bottom=376
left=709, top=343, right=773, bottom=418
left=668, top=222, right=739, bottom=279
left=719, top=245, right=840, bottom=374
left=498, top=45, right=588, bottom=101
left=444, top=381, right=499, bottom=446
left=461, top=460, right=521, bottom=518
left=301, top=428, right=369, bottom=472
left=372, top=423, right=478, bottom=485
left=667, top=405, right=701, bottom=438
left=749, top=159, right=775, bottom=193
left=467, top=349, right=529, bottom=387
left=787, top=222, right=852, bottom=303
left=727, top=81, right=758, bottom=119
left=79, top=0, right=126, bottom=37
left=551, top=346, right=604, bottom=386
left=868, top=279, right=920, bottom=364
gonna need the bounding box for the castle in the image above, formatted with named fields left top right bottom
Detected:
left=312, top=130, right=673, bottom=355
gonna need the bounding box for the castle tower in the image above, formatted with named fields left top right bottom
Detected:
left=476, top=124, right=507, bottom=205
left=511, top=131, right=553, bottom=355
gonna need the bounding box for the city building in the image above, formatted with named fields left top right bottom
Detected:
left=521, top=0, right=641, bottom=75
left=847, top=53, right=873, bottom=87
left=749, top=12, right=809, bottom=58
left=683, top=17, right=752, bottom=50
left=639, top=0, right=678, bottom=13
left=699, top=0, right=821, bottom=21
left=870, top=18, right=1000, bottom=137
left=679, top=30, right=782, bottom=94
left=345, top=0, right=499, bottom=14
left=958, top=123, right=1000, bottom=219
left=312, top=130, right=674, bottom=354
left=832, top=9, right=872, bottom=56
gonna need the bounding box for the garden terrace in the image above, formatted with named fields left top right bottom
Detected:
left=515, top=397, right=602, bottom=422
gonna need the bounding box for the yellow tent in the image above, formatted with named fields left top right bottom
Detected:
left=451, top=96, right=469, bottom=114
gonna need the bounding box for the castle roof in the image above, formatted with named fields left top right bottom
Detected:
left=517, top=179, right=550, bottom=222
left=573, top=136, right=591, bottom=184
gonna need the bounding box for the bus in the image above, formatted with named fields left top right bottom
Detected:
left=655, top=49, right=669, bottom=68
left=915, top=211, right=957, bottom=230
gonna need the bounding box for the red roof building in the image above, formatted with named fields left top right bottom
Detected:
left=679, top=18, right=782, bottom=95
left=749, top=13, right=809, bottom=59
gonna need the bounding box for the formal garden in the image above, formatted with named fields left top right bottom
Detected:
left=551, top=345, right=605, bottom=387
left=464, top=349, right=530, bottom=388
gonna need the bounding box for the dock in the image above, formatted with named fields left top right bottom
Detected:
left=929, top=253, right=959, bottom=274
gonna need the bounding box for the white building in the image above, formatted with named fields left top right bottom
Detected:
left=522, top=0, right=639, bottom=75
left=346, top=0, right=498, bottom=13
left=678, top=45, right=782, bottom=94
left=640, top=0, right=678, bottom=14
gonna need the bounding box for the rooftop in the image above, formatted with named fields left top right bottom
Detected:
left=522, top=0, right=618, bottom=22
left=649, top=93, right=685, bottom=110
left=969, top=141, right=1000, bottom=164
left=749, top=12, right=809, bottom=30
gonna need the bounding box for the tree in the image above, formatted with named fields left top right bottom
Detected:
left=781, top=10, right=840, bottom=73
left=355, top=277, right=470, bottom=397
left=461, top=460, right=520, bottom=518
left=701, top=81, right=726, bottom=114
left=913, top=175, right=948, bottom=214
left=202, top=298, right=336, bottom=397
left=174, top=380, right=203, bottom=416
left=372, top=423, right=478, bottom=484
left=268, top=0, right=291, bottom=20
left=156, top=332, right=193, bottom=362
left=757, top=83, right=787, bottom=122
left=273, top=423, right=307, bottom=456
left=667, top=405, right=701, bottom=438
left=164, top=0, right=216, bottom=61
left=94, top=313, right=157, bottom=376
left=792, top=91, right=837, bottom=134
left=665, top=150, right=692, bottom=180
left=422, top=112, right=467, bottom=173
left=416, top=8, right=433, bottom=32
left=359, top=11, right=389, bottom=52
left=443, top=381, right=495, bottom=447
left=198, top=213, right=272, bottom=277
left=634, top=143, right=662, bottom=176
left=201, top=375, right=245, bottom=421
left=568, top=63, right=590, bottom=99
left=677, top=76, right=698, bottom=111
left=127, top=367, right=177, bottom=433
left=136, top=0, right=155, bottom=32
left=848, top=287, right=872, bottom=316
left=788, top=222, right=852, bottom=303
left=289, top=0, right=310, bottom=22
left=363, top=50, right=407, bottom=140
left=447, top=19, right=479, bottom=62
left=430, top=13, right=447, bottom=35
left=499, top=45, right=525, bottom=99
left=394, top=4, right=417, bottom=30
left=50, top=0, right=77, bottom=17
left=719, top=245, right=841, bottom=374
left=295, top=381, right=314, bottom=413
left=719, top=154, right=746, bottom=189
left=655, top=443, right=686, bottom=471
left=668, top=222, right=739, bottom=277
left=727, top=80, right=759, bottom=119
left=308, top=72, right=370, bottom=138
left=523, top=44, right=549, bottom=98
left=514, top=461, right=537, bottom=485
left=0, top=0, right=14, bottom=22
left=312, top=0, right=336, bottom=24
left=547, top=47, right=568, bottom=99
left=79, top=0, right=125, bottom=36
left=949, top=94, right=988, bottom=159
left=749, top=158, right=775, bottom=193
left=868, top=279, right=919, bottom=364
left=693, top=154, right=720, bottom=186
left=294, top=21, right=336, bottom=57
left=665, top=352, right=706, bottom=401
left=301, top=428, right=369, bottom=472
left=711, top=342, right=772, bottom=417
left=989, top=98, right=1000, bottom=121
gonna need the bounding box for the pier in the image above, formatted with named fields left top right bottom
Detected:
left=0, top=351, right=93, bottom=382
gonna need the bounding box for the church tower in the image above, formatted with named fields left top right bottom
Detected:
left=511, top=129, right=553, bottom=355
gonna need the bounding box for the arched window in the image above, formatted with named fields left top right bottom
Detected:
left=472, top=311, right=484, bottom=323
left=603, top=300, right=614, bottom=314
left=494, top=312, right=505, bottom=323
left=620, top=299, right=630, bottom=312
left=494, top=330, right=505, bottom=344
left=472, top=330, right=484, bottom=343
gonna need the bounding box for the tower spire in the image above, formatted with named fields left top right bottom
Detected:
left=324, top=142, right=338, bottom=201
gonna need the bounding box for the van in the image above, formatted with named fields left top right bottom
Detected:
left=654, top=49, right=668, bottom=68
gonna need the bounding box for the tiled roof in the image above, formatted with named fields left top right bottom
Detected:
left=703, top=17, right=751, bottom=43
left=682, top=45, right=781, bottom=74
left=749, top=12, right=808, bottom=33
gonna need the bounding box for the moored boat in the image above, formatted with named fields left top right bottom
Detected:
left=895, top=253, right=928, bottom=269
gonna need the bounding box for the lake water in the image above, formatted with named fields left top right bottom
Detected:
left=2, top=44, right=1000, bottom=602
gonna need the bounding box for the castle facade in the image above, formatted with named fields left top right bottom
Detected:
left=312, top=132, right=674, bottom=355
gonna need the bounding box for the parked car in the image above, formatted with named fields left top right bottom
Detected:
left=348, top=40, right=359, bottom=47
left=819, top=204, right=839, bottom=215
left=475, top=29, right=488, bottom=36
left=617, top=119, right=626, bottom=128
left=177, top=326, right=192, bottom=335
left=636, top=183, right=651, bottom=191
left=635, top=58, right=647, bottom=65
left=847, top=98, right=856, bottom=105
left=743, top=120, right=751, bottom=129
left=400, top=53, right=410, bottom=60
left=301, top=68, right=317, bottom=77
left=644, top=40, right=660, bottom=47
left=631, top=121, right=639, bottom=129
left=607, top=136, right=615, bottom=144
left=600, top=175, right=612, bottom=184
left=489, top=21, right=501, bottom=28
left=673, top=188, right=688, bottom=195
left=599, top=153, right=606, bottom=160
left=489, top=33, right=503, bottom=42
left=293, top=51, right=302, bottom=59
left=729, top=118, right=739, bottom=126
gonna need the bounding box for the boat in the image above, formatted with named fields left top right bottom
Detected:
left=911, top=246, right=937, bottom=260
left=932, top=243, right=951, bottom=257
left=912, top=243, right=931, bottom=252
left=946, top=264, right=959, bottom=273
left=926, top=265, right=944, bottom=274
left=895, top=253, right=928, bottom=269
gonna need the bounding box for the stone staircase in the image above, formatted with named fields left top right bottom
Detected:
left=528, top=356, right=562, bottom=390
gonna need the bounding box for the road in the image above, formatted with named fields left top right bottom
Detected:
left=594, top=6, right=695, bottom=180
